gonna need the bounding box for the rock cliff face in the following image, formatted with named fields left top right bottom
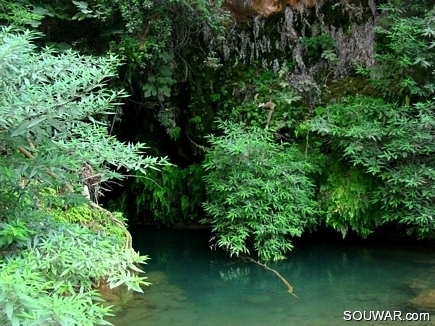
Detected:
left=219, top=0, right=376, bottom=76
left=223, top=0, right=318, bottom=21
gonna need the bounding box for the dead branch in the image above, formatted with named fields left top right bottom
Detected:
left=243, top=256, right=299, bottom=298
left=259, top=101, right=276, bottom=128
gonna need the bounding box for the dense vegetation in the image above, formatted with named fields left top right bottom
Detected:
left=0, top=26, right=168, bottom=325
left=202, top=120, right=320, bottom=261
left=1, top=0, right=435, bottom=324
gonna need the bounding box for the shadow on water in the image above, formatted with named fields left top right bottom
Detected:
left=109, top=227, right=435, bottom=326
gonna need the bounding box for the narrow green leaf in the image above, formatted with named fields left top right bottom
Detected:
left=5, top=300, right=14, bottom=319
left=11, top=122, right=30, bottom=137
left=28, top=116, right=47, bottom=129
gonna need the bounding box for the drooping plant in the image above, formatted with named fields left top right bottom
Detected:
left=202, top=120, right=319, bottom=261
left=318, top=159, right=379, bottom=238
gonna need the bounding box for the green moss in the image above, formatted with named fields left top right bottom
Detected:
left=48, top=205, right=127, bottom=242
left=321, top=77, right=379, bottom=104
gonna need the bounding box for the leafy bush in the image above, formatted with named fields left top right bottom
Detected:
left=202, top=121, right=318, bottom=261
left=0, top=219, right=149, bottom=326
left=359, top=3, right=435, bottom=102
left=0, top=26, right=168, bottom=325
left=310, top=3, right=435, bottom=238
left=0, top=0, right=43, bottom=27
left=311, top=96, right=435, bottom=238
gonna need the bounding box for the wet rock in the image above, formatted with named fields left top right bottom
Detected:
left=223, top=0, right=316, bottom=21
left=147, top=271, right=168, bottom=285
left=109, top=271, right=192, bottom=324
left=408, top=289, right=435, bottom=312
left=98, top=281, right=133, bottom=311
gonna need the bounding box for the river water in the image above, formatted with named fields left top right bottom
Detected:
left=109, top=227, right=435, bottom=326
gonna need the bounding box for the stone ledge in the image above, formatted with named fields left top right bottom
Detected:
left=223, top=0, right=317, bottom=21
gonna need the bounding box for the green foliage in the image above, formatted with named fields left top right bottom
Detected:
left=0, top=27, right=167, bottom=188
left=58, top=0, right=229, bottom=140
left=360, top=3, right=435, bottom=102
left=310, top=1, right=435, bottom=239
left=319, top=161, right=379, bottom=237
left=311, top=95, right=435, bottom=238
left=8, top=0, right=229, bottom=128
left=48, top=205, right=127, bottom=240
left=156, top=107, right=181, bottom=140
left=0, top=0, right=43, bottom=27
left=0, top=27, right=167, bottom=325
left=115, top=164, right=205, bottom=224
left=202, top=120, right=318, bottom=261
left=0, top=219, right=149, bottom=326
left=308, top=2, right=435, bottom=239
left=192, top=60, right=321, bottom=144
left=95, top=0, right=229, bottom=96
left=302, top=33, right=338, bottom=64
left=0, top=219, right=32, bottom=249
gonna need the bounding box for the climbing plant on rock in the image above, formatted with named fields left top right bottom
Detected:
left=358, top=2, right=435, bottom=102
left=311, top=96, right=435, bottom=238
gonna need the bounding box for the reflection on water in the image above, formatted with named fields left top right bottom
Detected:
left=109, top=228, right=435, bottom=326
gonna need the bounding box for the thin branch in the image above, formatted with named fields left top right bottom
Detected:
left=243, top=256, right=299, bottom=298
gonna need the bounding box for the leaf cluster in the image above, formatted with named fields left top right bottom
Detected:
left=0, top=27, right=167, bottom=325
left=301, top=33, right=338, bottom=64
left=311, top=96, right=435, bottom=238
left=202, top=120, right=318, bottom=261
left=364, top=3, right=435, bottom=102
left=201, top=61, right=318, bottom=142
left=0, top=219, right=149, bottom=326
left=319, top=160, right=379, bottom=237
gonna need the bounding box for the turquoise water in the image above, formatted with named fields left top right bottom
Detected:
left=109, top=228, right=435, bottom=326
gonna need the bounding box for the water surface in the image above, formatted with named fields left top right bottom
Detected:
left=109, top=228, right=435, bottom=326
